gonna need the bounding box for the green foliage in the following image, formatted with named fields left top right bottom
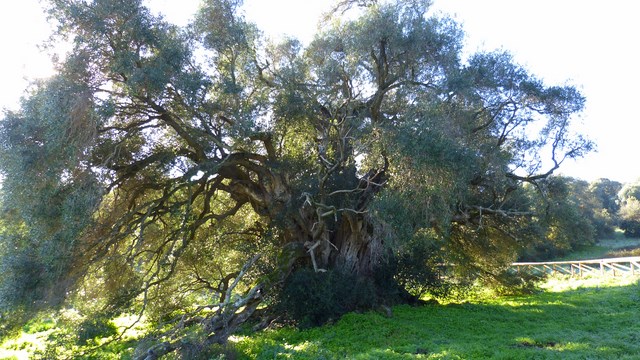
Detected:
left=519, top=176, right=611, bottom=261
left=392, top=230, right=452, bottom=299
left=590, top=178, right=622, bottom=214
left=618, top=180, right=640, bottom=201
left=618, top=179, right=640, bottom=237
left=0, top=74, right=102, bottom=318
left=76, top=317, right=118, bottom=345
left=10, top=311, right=143, bottom=359
left=619, top=199, right=640, bottom=237
left=278, top=269, right=377, bottom=328
left=545, top=180, right=596, bottom=247
left=22, top=318, right=56, bottom=334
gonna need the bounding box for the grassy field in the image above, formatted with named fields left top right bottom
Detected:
left=558, top=235, right=640, bottom=261
left=1, top=276, right=639, bottom=359
left=2, top=244, right=640, bottom=359
left=234, top=275, right=640, bottom=359
left=231, top=237, right=640, bottom=359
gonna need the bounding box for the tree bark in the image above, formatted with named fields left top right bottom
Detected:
left=332, top=213, right=386, bottom=276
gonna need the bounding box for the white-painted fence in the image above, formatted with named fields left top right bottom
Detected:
left=512, top=256, right=640, bottom=277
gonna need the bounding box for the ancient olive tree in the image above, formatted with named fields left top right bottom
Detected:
left=0, top=0, right=591, bottom=353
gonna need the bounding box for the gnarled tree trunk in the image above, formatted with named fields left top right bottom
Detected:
left=332, top=213, right=387, bottom=276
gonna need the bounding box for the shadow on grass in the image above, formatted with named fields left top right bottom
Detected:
left=236, top=280, right=640, bottom=359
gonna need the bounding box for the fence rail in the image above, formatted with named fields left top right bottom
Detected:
left=512, top=256, right=640, bottom=277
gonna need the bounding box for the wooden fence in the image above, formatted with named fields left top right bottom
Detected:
left=512, top=256, right=640, bottom=277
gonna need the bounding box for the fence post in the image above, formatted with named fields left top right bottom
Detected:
left=600, top=261, right=604, bottom=276
left=570, top=263, right=574, bottom=277
left=578, top=263, right=582, bottom=277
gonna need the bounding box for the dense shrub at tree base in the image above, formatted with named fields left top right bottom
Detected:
left=278, top=269, right=377, bottom=328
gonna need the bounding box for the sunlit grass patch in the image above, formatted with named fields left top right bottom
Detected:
left=0, top=311, right=148, bottom=360
left=236, top=275, right=640, bottom=359
left=0, top=328, right=51, bottom=360
left=541, top=273, right=640, bottom=292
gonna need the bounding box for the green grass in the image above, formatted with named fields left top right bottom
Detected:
left=558, top=235, right=640, bottom=261
left=3, top=259, right=640, bottom=359
left=3, top=276, right=639, bottom=360
left=0, top=313, right=144, bottom=360
left=3, top=276, right=640, bottom=359
left=234, top=276, right=640, bottom=359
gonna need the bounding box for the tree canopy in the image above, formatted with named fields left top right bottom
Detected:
left=0, top=0, right=592, bottom=355
left=619, top=179, right=640, bottom=237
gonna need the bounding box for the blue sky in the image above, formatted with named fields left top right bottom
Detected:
left=2, top=0, right=638, bottom=183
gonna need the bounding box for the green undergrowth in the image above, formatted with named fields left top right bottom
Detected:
left=2, top=276, right=640, bottom=359
left=0, top=313, right=144, bottom=360
left=234, top=275, right=640, bottom=359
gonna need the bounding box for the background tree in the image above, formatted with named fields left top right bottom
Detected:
left=519, top=177, right=626, bottom=261
left=0, top=0, right=591, bottom=355
left=588, top=178, right=622, bottom=238
left=519, top=176, right=597, bottom=261
left=590, top=178, right=622, bottom=214
left=618, top=179, right=640, bottom=237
